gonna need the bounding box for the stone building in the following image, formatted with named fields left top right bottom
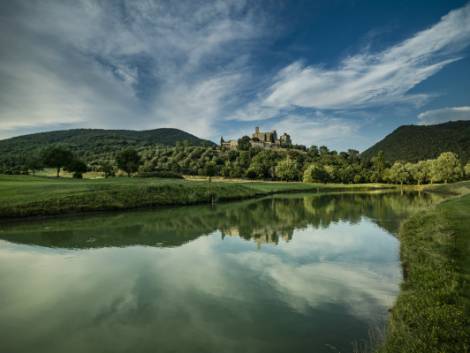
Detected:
left=219, top=137, right=238, bottom=150
left=252, top=126, right=277, bottom=144
left=220, top=127, right=292, bottom=150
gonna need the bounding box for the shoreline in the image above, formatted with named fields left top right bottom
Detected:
left=378, top=181, right=470, bottom=353
left=0, top=174, right=397, bottom=220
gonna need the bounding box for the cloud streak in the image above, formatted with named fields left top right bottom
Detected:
left=0, top=1, right=469, bottom=147
left=259, top=3, right=470, bottom=111
left=0, top=0, right=269, bottom=138
left=418, top=106, right=470, bottom=125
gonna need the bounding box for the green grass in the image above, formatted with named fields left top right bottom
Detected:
left=0, top=174, right=394, bottom=219
left=379, top=182, right=470, bottom=353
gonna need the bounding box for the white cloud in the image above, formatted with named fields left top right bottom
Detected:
left=229, top=220, right=401, bottom=320
left=150, top=73, right=245, bottom=137
left=417, top=106, right=470, bottom=125
left=233, top=3, right=470, bottom=118
left=0, top=0, right=269, bottom=139
left=245, top=112, right=370, bottom=150
left=1, top=1, right=469, bottom=143
left=265, top=3, right=470, bottom=110
left=274, top=115, right=357, bottom=146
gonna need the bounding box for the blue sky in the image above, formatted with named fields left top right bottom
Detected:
left=0, top=0, right=469, bottom=151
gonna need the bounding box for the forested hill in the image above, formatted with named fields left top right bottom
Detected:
left=362, top=121, right=470, bottom=163
left=0, top=128, right=215, bottom=159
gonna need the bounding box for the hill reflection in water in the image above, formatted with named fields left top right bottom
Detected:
left=0, top=191, right=441, bottom=249
left=0, top=191, right=442, bottom=353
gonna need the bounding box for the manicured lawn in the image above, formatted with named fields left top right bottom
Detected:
left=0, top=174, right=394, bottom=218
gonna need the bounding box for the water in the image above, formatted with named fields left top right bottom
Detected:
left=0, top=192, right=439, bottom=353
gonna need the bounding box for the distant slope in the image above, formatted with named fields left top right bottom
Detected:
left=362, top=121, right=470, bottom=163
left=0, top=128, right=215, bottom=161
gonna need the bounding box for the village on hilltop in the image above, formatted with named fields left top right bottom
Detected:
left=220, top=127, right=292, bottom=150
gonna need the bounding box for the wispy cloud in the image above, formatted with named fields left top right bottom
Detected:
left=0, top=0, right=269, bottom=138
left=221, top=3, right=470, bottom=150
left=233, top=3, right=470, bottom=120
left=418, top=106, right=470, bottom=125
left=1, top=1, right=469, bottom=146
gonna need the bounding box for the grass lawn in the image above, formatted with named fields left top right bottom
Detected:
left=379, top=181, right=470, bottom=353
left=0, top=174, right=394, bottom=219
left=439, top=194, right=470, bottom=303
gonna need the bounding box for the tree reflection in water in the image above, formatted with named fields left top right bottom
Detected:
left=0, top=191, right=442, bottom=249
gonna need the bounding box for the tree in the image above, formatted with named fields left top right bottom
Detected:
left=249, top=150, right=278, bottom=179
left=337, top=164, right=355, bottom=183
left=227, top=150, right=238, bottom=162
left=221, top=163, right=232, bottom=178
left=205, top=161, right=216, bottom=182
left=116, top=149, right=142, bottom=177
left=465, top=162, right=470, bottom=179
left=387, top=161, right=409, bottom=187
left=237, top=136, right=251, bottom=151
left=24, top=155, right=44, bottom=175
left=307, top=145, right=319, bottom=158
left=41, top=146, right=74, bottom=177
left=275, top=158, right=297, bottom=181
left=323, top=164, right=337, bottom=183
left=408, top=160, right=429, bottom=185
left=430, top=152, right=462, bottom=183
left=303, top=164, right=327, bottom=183
left=238, top=151, right=251, bottom=169
left=347, top=149, right=360, bottom=164
left=65, top=159, right=88, bottom=179
left=100, top=162, right=115, bottom=178
left=245, top=167, right=258, bottom=179
left=371, top=151, right=386, bottom=182
left=353, top=174, right=363, bottom=184
left=319, top=145, right=329, bottom=156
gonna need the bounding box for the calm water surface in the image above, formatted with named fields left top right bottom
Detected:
left=0, top=192, right=439, bottom=353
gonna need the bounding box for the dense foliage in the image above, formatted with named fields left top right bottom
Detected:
left=134, top=144, right=363, bottom=181
left=362, top=120, right=470, bottom=163
left=41, top=146, right=74, bottom=177
left=2, top=135, right=470, bottom=185
left=0, top=128, right=214, bottom=173
left=116, top=149, right=141, bottom=177
left=133, top=144, right=469, bottom=185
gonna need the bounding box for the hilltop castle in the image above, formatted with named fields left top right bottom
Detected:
left=220, top=127, right=292, bottom=150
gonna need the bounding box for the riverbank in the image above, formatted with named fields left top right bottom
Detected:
left=0, top=175, right=395, bottom=219
left=379, top=181, right=470, bottom=353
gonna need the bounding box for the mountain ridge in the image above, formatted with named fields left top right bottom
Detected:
left=0, top=127, right=214, bottom=145
left=361, top=120, right=470, bottom=163
left=0, top=127, right=215, bottom=163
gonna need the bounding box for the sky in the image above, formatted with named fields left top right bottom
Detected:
left=0, top=0, right=469, bottom=151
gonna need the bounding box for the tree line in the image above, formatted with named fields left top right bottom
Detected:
left=1, top=139, right=470, bottom=184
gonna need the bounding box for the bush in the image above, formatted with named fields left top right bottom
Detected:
left=303, top=164, right=327, bottom=183
left=245, top=168, right=258, bottom=179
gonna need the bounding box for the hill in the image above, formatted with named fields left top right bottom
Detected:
left=362, top=121, right=470, bottom=163
left=0, top=128, right=215, bottom=162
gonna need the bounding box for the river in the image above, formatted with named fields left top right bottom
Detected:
left=0, top=191, right=440, bottom=353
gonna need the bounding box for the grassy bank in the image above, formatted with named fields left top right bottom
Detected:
left=0, top=175, right=393, bottom=219
left=379, top=181, right=470, bottom=353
